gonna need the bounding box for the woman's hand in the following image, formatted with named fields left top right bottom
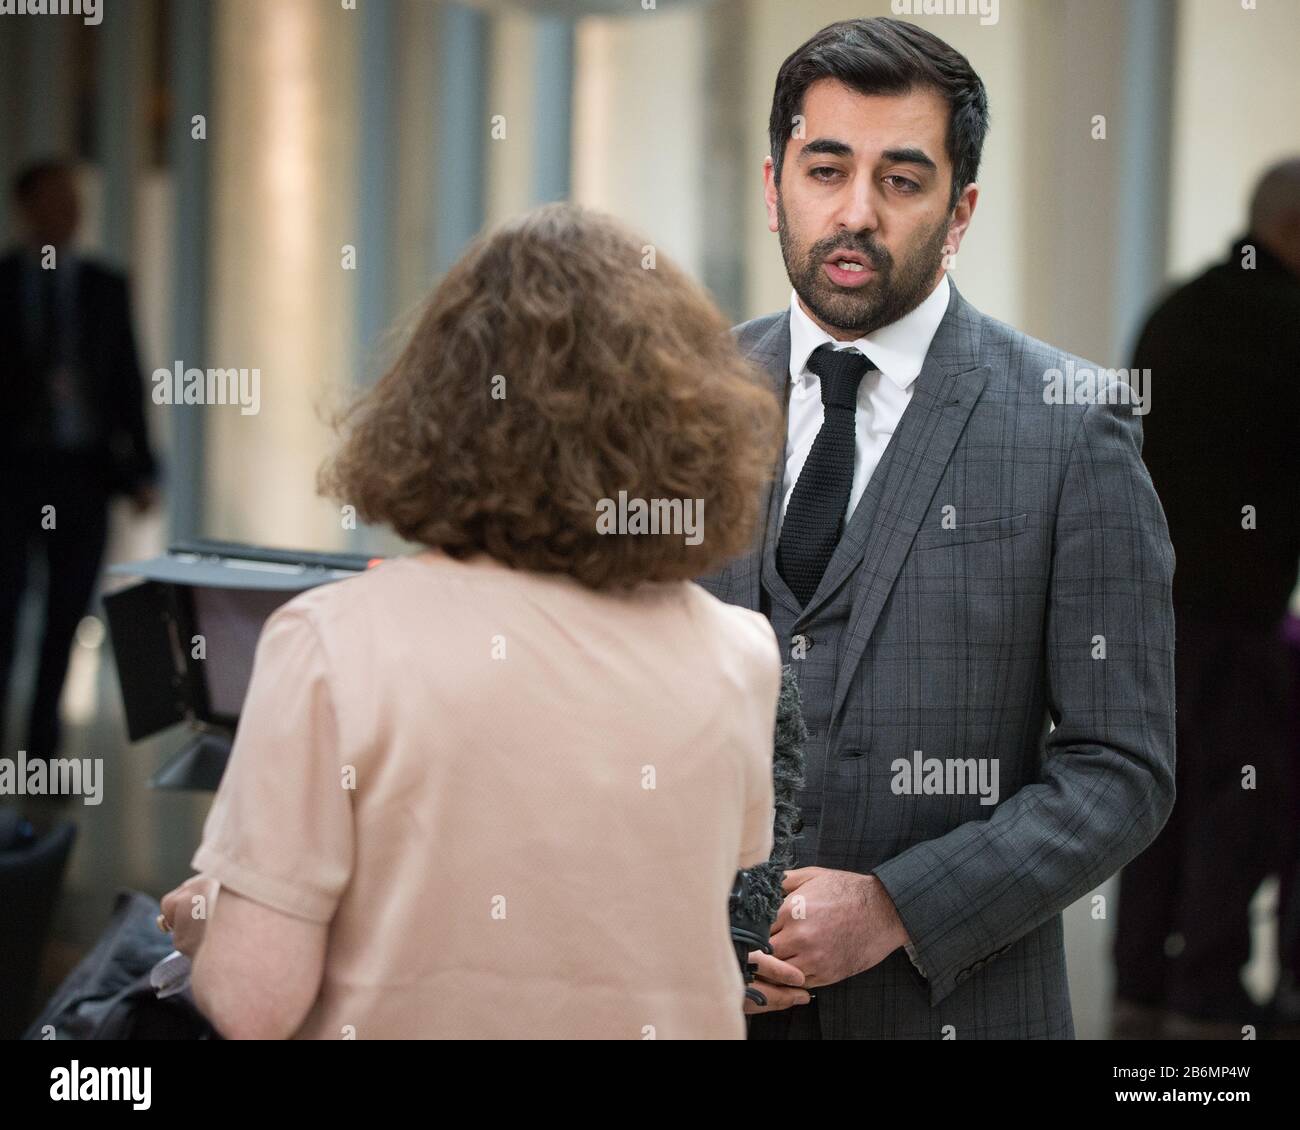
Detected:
left=159, top=874, right=220, bottom=958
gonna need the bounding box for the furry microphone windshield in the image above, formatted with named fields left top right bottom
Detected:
left=729, top=665, right=808, bottom=1005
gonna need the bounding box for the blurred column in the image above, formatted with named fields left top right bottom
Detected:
left=152, top=0, right=223, bottom=897
left=22, top=15, right=74, bottom=159
left=701, top=0, right=749, bottom=321
left=167, top=0, right=213, bottom=543
left=96, top=0, right=149, bottom=267
left=572, top=2, right=706, bottom=275
left=354, top=0, right=396, bottom=385
left=393, top=0, right=442, bottom=317
left=0, top=26, right=20, bottom=245
left=205, top=0, right=359, bottom=549
left=434, top=1, right=489, bottom=275
left=485, top=8, right=572, bottom=226
left=531, top=14, right=573, bottom=205
left=1024, top=0, right=1176, bottom=365
left=349, top=0, right=397, bottom=556
left=1112, top=0, right=1175, bottom=360
left=484, top=9, right=537, bottom=227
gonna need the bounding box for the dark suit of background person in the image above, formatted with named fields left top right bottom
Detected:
left=1114, top=159, right=1300, bottom=1039
left=701, top=276, right=1176, bottom=1040
left=0, top=161, right=158, bottom=773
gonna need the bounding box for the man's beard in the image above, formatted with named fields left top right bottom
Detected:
left=777, top=194, right=949, bottom=337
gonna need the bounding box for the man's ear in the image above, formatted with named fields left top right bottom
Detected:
left=945, top=182, right=979, bottom=259
left=763, top=157, right=780, bottom=234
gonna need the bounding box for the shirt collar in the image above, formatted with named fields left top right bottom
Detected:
left=787, top=272, right=950, bottom=393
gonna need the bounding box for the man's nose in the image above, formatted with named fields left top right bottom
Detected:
left=834, top=176, right=880, bottom=235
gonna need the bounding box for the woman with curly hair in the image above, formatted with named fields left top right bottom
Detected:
left=159, top=203, right=798, bottom=1038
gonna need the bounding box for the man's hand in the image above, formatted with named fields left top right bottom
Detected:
left=742, top=950, right=812, bottom=1014
left=159, top=874, right=219, bottom=958
left=770, top=867, right=909, bottom=988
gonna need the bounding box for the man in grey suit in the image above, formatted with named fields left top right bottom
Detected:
left=701, top=18, right=1176, bottom=1039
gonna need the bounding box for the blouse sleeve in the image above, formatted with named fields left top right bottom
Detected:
left=191, top=602, right=354, bottom=923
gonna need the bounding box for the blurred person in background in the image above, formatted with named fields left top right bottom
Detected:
left=157, top=203, right=792, bottom=1039
left=0, top=159, right=159, bottom=790
left=1115, top=158, right=1300, bottom=1039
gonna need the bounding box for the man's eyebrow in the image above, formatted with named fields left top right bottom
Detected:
left=880, top=147, right=938, bottom=172
left=795, top=140, right=939, bottom=174
left=796, top=138, right=854, bottom=161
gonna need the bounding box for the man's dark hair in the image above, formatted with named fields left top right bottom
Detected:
left=768, top=18, right=989, bottom=211
left=12, top=158, right=75, bottom=204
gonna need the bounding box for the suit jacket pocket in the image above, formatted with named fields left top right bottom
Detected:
left=912, top=512, right=1028, bottom=550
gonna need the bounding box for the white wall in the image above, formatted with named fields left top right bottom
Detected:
left=571, top=3, right=706, bottom=272
left=1168, top=0, right=1300, bottom=279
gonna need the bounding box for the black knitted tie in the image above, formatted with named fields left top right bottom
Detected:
left=777, top=344, right=875, bottom=606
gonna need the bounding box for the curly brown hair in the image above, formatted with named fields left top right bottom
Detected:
left=317, top=203, right=782, bottom=590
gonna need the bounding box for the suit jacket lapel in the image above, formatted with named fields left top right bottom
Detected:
left=727, top=313, right=791, bottom=613
left=829, top=285, right=989, bottom=723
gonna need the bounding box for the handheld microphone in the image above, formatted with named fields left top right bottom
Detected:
left=729, top=665, right=807, bottom=1004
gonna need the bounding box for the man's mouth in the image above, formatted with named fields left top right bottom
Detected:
left=822, top=249, right=877, bottom=288
left=825, top=250, right=872, bottom=271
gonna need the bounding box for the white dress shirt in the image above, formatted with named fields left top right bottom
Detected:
left=779, top=273, right=950, bottom=531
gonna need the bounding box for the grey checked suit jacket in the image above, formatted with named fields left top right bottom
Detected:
left=699, top=281, right=1176, bottom=1039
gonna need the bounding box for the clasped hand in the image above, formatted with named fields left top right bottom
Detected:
left=743, top=866, right=909, bottom=1014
